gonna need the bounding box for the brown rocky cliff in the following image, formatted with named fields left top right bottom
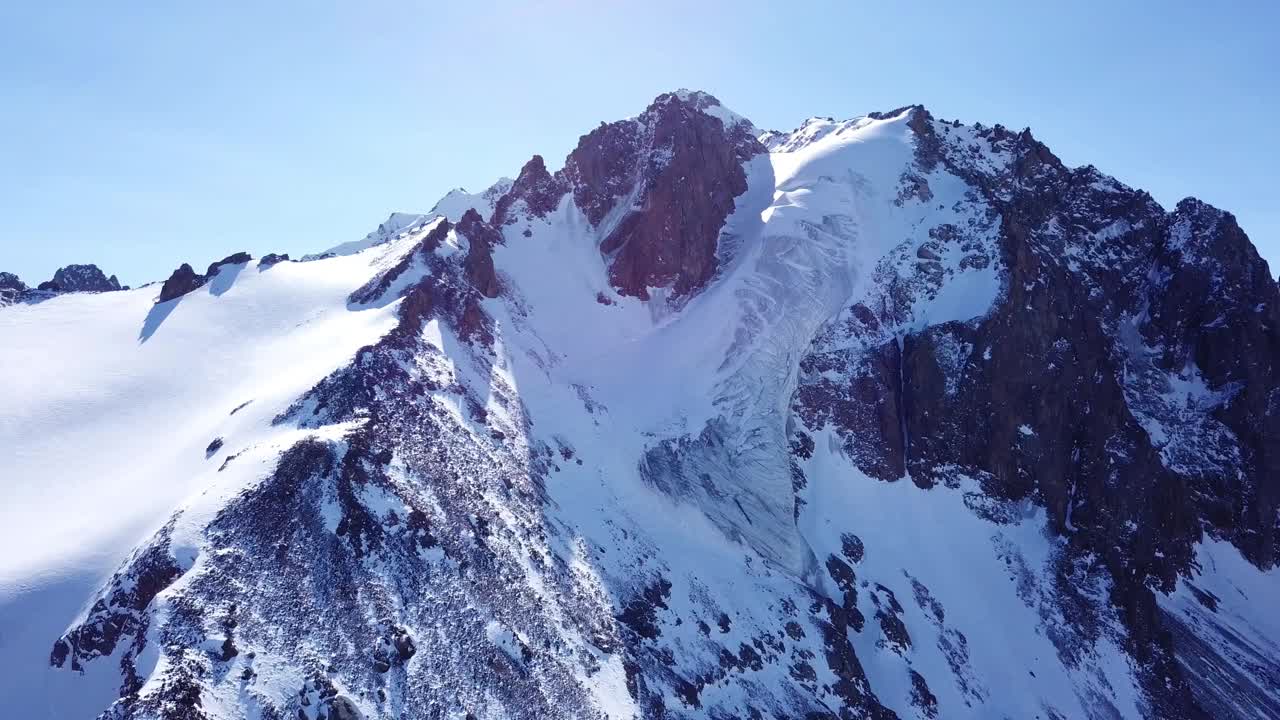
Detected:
left=490, top=155, right=568, bottom=227
left=457, top=209, right=502, bottom=299
left=562, top=91, right=765, bottom=299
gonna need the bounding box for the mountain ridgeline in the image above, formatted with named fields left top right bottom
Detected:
left=4, top=91, right=1277, bottom=720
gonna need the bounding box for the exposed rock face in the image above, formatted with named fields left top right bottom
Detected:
left=0, top=271, right=24, bottom=291
left=158, top=263, right=205, bottom=303
left=206, top=252, right=252, bottom=278
left=457, top=209, right=502, bottom=299
left=1147, top=199, right=1280, bottom=567
left=793, top=108, right=1280, bottom=719
left=4, top=264, right=126, bottom=304
left=258, top=252, right=290, bottom=268
left=797, top=331, right=906, bottom=480
left=157, top=253, right=252, bottom=302
left=0, top=271, right=27, bottom=304
left=563, top=90, right=765, bottom=299
left=490, top=154, right=568, bottom=226
left=444, top=93, right=763, bottom=301
left=30, top=92, right=1280, bottom=720
left=37, top=264, right=122, bottom=293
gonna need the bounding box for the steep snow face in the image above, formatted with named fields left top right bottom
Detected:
left=3, top=92, right=1278, bottom=720
left=491, top=109, right=984, bottom=575
left=798, top=432, right=1146, bottom=720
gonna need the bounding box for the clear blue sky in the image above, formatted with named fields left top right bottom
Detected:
left=2, top=1, right=1276, bottom=287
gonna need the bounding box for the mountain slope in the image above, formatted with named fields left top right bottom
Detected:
left=2, top=91, right=1277, bottom=720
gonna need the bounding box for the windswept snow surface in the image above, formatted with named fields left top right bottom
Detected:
left=0, top=237, right=425, bottom=715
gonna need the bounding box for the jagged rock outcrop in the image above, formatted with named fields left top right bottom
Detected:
left=563, top=90, right=765, bottom=299
left=258, top=252, right=290, bottom=268
left=490, top=155, right=569, bottom=227
left=0, top=271, right=27, bottom=304
left=206, top=252, right=251, bottom=278
left=1147, top=199, right=1280, bottom=567
left=457, top=209, right=502, bottom=299
left=158, top=253, right=252, bottom=302
left=2, top=264, right=125, bottom=304
left=37, top=264, right=122, bottom=293
left=158, top=263, right=204, bottom=303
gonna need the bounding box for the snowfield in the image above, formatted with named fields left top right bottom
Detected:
left=0, top=239, right=417, bottom=715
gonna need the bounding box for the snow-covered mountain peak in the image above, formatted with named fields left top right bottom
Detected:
left=664, top=88, right=756, bottom=133
left=4, top=91, right=1279, bottom=720
left=759, top=105, right=926, bottom=154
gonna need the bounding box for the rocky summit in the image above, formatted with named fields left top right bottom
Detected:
left=1, top=263, right=124, bottom=305
left=2, top=90, right=1277, bottom=720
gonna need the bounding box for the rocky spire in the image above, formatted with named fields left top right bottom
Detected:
left=457, top=209, right=502, bottom=299
left=490, top=155, right=568, bottom=227
left=158, top=263, right=203, bottom=302
left=562, top=90, right=765, bottom=299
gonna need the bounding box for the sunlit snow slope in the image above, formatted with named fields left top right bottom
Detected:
left=0, top=237, right=423, bottom=716
left=2, top=92, right=1277, bottom=720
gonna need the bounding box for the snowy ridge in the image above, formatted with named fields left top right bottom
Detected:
left=0, top=233, right=432, bottom=716
left=308, top=212, right=433, bottom=259
left=429, top=177, right=513, bottom=222
left=2, top=91, right=1277, bottom=720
